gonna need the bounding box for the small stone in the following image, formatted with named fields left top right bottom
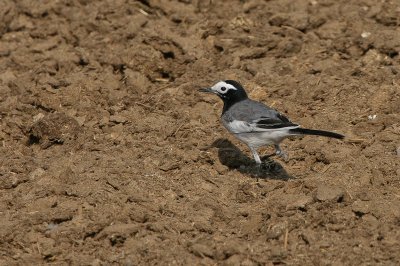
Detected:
left=29, top=168, right=45, bottom=180
left=362, top=214, right=378, bottom=227
left=319, top=239, right=332, bottom=248
left=361, top=49, right=382, bottom=66
left=33, top=113, right=45, bottom=122
left=90, top=259, right=102, bottom=266
left=96, top=224, right=140, bottom=240
left=287, top=194, right=314, bottom=210
left=236, top=182, right=257, bottom=203
left=266, top=222, right=286, bottom=240
left=0, top=70, right=16, bottom=84
left=214, top=163, right=228, bottom=174
left=361, top=31, right=371, bottom=38
left=241, top=258, right=257, bottom=266
left=222, top=254, right=242, bottom=266
left=269, top=246, right=287, bottom=261
left=189, top=243, right=214, bottom=258
left=243, top=0, right=263, bottom=13
left=159, top=161, right=180, bottom=171
left=109, top=115, right=127, bottom=124
left=110, top=124, right=124, bottom=139
left=31, top=37, right=59, bottom=52
left=315, top=184, right=344, bottom=202
left=28, top=113, right=80, bottom=149
left=352, top=200, right=370, bottom=216
left=75, top=116, right=86, bottom=126
left=200, top=181, right=215, bottom=192
left=146, top=222, right=164, bottom=233
left=216, top=239, right=245, bottom=260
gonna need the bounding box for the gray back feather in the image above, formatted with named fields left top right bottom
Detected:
left=223, top=99, right=281, bottom=122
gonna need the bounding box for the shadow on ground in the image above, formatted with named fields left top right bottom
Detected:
left=211, top=138, right=295, bottom=180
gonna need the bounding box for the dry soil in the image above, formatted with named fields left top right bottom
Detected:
left=0, top=0, right=400, bottom=265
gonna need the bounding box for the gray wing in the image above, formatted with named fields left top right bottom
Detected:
left=223, top=99, right=299, bottom=133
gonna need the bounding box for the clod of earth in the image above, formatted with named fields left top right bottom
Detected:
left=28, top=113, right=80, bottom=149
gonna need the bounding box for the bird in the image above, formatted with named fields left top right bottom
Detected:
left=199, top=80, right=345, bottom=165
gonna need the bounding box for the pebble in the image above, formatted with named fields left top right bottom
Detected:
left=287, top=194, right=314, bottom=210
left=0, top=70, right=15, bottom=84
left=109, top=115, right=127, bottom=124
left=33, top=113, right=45, bottom=122
left=362, top=214, right=379, bottom=227
left=315, top=184, right=345, bottom=202
left=266, top=222, right=286, bottom=240
left=222, top=254, right=242, bottom=266
left=189, top=243, right=214, bottom=258
left=352, top=200, right=370, bottom=216
left=29, top=168, right=45, bottom=180
left=269, top=246, right=287, bottom=261
left=96, top=224, right=140, bottom=240
left=361, top=31, right=371, bottom=38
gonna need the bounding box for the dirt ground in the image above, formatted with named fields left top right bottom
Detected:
left=0, top=0, right=399, bottom=265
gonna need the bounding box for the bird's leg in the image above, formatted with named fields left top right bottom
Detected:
left=274, top=144, right=288, bottom=161
left=250, top=147, right=262, bottom=165
left=250, top=147, right=262, bottom=177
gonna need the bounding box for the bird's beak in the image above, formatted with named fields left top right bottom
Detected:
left=199, top=88, right=214, bottom=93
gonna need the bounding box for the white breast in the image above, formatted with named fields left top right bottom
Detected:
left=223, top=120, right=253, bottom=133
left=234, top=130, right=291, bottom=148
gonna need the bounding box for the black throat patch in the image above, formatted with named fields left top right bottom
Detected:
left=221, top=80, right=248, bottom=114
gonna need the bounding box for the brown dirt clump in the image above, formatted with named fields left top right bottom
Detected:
left=0, top=0, right=399, bottom=265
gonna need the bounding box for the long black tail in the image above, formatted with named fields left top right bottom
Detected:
left=289, top=128, right=345, bottom=139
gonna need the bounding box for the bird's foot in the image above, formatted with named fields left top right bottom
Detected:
left=275, top=149, right=289, bottom=161
left=250, top=159, right=280, bottom=178
left=250, top=161, right=262, bottom=177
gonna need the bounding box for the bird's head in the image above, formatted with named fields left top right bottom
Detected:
left=199, top=80, right=248, bottom=104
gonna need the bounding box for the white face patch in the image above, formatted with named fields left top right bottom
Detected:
left=211, top=81, right=237, bottom=94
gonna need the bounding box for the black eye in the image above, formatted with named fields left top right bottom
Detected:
left=221, top=87, right=226, bottom=91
